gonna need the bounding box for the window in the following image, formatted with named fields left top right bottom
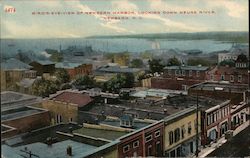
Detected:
left=210, top=74, right=214, bottom=80
left=182, top=70, right=185, bottom=76
left=56, top=114, right=62, bottom=124
left=181, top=125, right=185, bottom=139
left=156, top=141, right=161, bottom=156
left=207, top=115, right=210, bottom=126
left=133, top=140, right=139, bottom=148
left=189, top=70, right=192, bottom=77
left=69, top=118, right=73, bottom=122
left=155, top=130, right=161, bottom=138
left=147, top=145, right=153, bottom=156
left=169, top=131, right=174, bottom=145
left=194, top=119, right=197, bottom=130
left=174, top=128, right=180, bottom=142
left=123, top=145, right=130, bottom=153
left=221, top=75, right=225, bottom=81
left=175, top=70, right=178, bottom=76
left=188, top=122, right=192, bottom=134
left=145, top=135, right=152, bottom=142
left=238, top=75, right=242, bottom=82
left=230, top=75, right=234, bottom=82
left=196, top=71, right=200, bottom=77
left=168, top=69, right=172, bottom=75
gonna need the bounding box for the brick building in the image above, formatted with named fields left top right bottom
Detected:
left=200, top=100, right=231, bottom=146
left=206, top=66, right=249, bottom=84
left=42, top=90, right=94, bottom=124
left=188, top=82, right=248, bottom=104
left=151, top=65, right=209, bottom=90
left=117, top=121, right=164, bottom=158
left=1, top=91, right=50, bottom=138
left=55, top=62, right=92, bottom=79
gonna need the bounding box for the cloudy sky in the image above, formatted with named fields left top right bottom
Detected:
left=1, top=0, right=248, bottom=38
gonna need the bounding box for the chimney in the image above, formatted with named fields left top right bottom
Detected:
left=67, top=146, right=72, bottom=156
left=163, top=109, right=167, bottom=115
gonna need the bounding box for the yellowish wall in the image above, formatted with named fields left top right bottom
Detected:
left=42, top=100, right=78, bottom=124
left=164, top=111, right=201, bottom=151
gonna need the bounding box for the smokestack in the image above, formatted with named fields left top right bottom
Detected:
left=67, top=146, right=72, bottom=156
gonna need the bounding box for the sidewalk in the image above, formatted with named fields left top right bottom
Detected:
left=196, top=120, right=250, bottom=158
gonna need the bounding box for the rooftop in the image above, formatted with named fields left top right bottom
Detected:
left=73, top=127, right=128, bottom=141
left=164, top=65, right=209, bottom=71
left=130, top=88, right=187, bottom=98
left=189, top=82, right=248, bottom=93
left=1, top=58, right=32, bottom=70
left=86, top=94, right=225, bottom=121
left=97, top=65, right=142, bottom=73
left=12, top=140, right=97, bottom=158
left=32, top=60, right=55, bottom=65
left=50, top=91, right=93, bottom=107
left=101, top=119, right=151, bottom=130
left=55, top=62, right=90, bottom=69
left=1, top=106, right=46, bottom=121
left=1, top=91, right=42, bottom=111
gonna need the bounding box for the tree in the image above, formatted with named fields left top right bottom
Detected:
left=123, top=73, right=135, bottom=88
left=130, top=59, right=144, bottom=68
left=32, top=79, right=59, bottom=97
left=73, top=75, right=95, bottom=89
left=167, top=57, right=181, bottom=66
left=219, top=59, right=235, bottom=67
left=148, top=59, right=165, bottom=73
left=54, top=69, right=70, bottom=84
left=102, top=73, right=135, bottom=93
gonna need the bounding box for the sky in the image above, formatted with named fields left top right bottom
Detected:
left=1, top=0, right=249, bottom=39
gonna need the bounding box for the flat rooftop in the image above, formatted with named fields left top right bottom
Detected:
left=1, top=91, right=41, bottom=111
left=1, top=106, right=46, bottom=121
left=12, top=140, right=97, bottom=158
left=189, top=82, right=248, bottom=93
left=130, top=88, right=187, bottom=98
left=86, top=94, right=226, bottom=121
left=101, top=119, right=151, bottom=130
left=73, top=127, right=128, bottom=141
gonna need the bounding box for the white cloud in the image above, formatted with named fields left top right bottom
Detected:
left=112, top=0, right=138, bottom=11
left=2, top=20, right=81, bottom=38
left=207, top=1, right=248, bottom=18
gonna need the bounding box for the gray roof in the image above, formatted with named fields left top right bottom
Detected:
left=34, top=60, right=55, bottom=65
left=55, top=62, right=82, bottom=69
left=1, top=106, right=45, bottom=121
left=13, top=140, right=97, bottom=158
left=97, top=66, right=141, bottom=73
left=1, top=145, right=23, bottom=158
left=164, top=65, right=209, bottom=71
left=1, top=58, right=32, bottom=70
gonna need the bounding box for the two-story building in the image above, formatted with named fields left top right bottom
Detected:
left=55, top=62, right=92, bottom=79
left=117, top=121, right=164, bottom=158
left=164, top=107, right=201, bottom=157
left=1, top=58, right=36, bottom=91
left=151, top=65, right=209, bottom=90
left=42, top=90, right=94, bottom=124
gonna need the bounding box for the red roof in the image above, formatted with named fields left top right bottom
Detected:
left=52, top=91, right=93, bottom=107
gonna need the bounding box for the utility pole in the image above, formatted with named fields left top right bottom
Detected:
left=195, top=93, right=199, bottom=157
